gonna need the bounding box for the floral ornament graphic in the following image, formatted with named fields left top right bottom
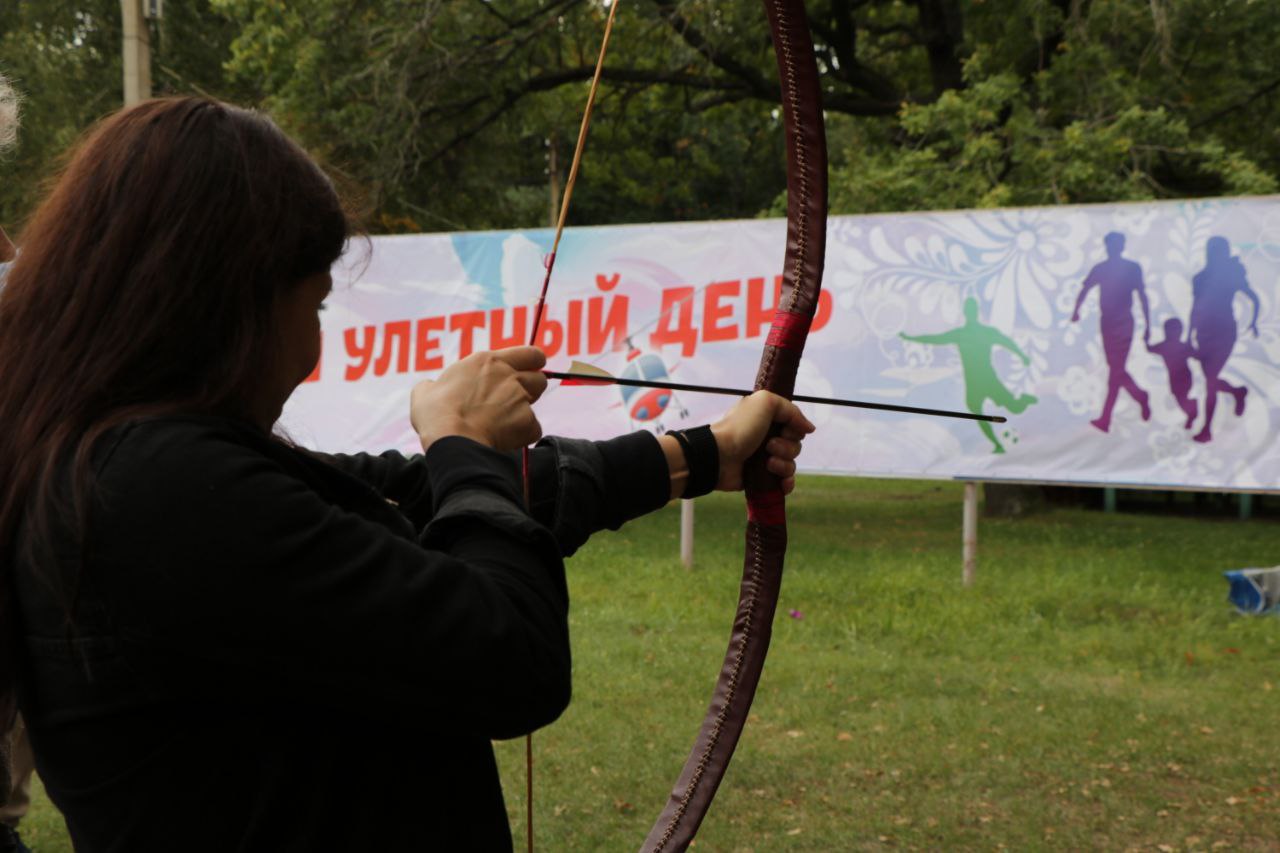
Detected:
left=842, top=209, right=1091, bottom=333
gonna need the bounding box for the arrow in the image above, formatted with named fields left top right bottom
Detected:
left=544, top=362, right=1006, bottom=423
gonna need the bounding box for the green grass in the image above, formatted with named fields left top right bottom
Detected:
left=20, top=478, right=1280, bottom=851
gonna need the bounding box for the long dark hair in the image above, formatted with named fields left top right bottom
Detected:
left=0, top=97, right=352, bottom=717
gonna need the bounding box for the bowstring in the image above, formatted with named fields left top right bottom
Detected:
left=521, top=3, right=621, bottom=851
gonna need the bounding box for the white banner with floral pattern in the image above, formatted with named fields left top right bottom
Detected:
left=282, top=196, right=1280, bottom=492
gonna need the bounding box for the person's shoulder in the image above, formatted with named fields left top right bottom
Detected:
left=96, top=415, right=277, bottom=496
left=103, top=414, right=265, bottom=457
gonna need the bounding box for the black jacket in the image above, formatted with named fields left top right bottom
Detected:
left=10, top=415, right=670, bottom=851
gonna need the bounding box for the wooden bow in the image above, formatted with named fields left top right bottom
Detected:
left=639, top=1, right=828, bottom=849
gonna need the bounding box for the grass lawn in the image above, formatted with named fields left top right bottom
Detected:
left=18, top=477, right=1280, bottom=851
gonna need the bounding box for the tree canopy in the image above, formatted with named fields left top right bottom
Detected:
left=2, top=0, right=1278, bottom=233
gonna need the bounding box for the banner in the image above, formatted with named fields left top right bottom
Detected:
left=282, top=196, right=1280, bottom=492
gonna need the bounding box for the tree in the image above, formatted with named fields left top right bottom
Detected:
left=0, top=0, right=122, bottom=221
left=0, top=0, right=245, bottom=228
left=4, top=1, right=1279, bottom=232
left=212, top=0, right=1280, bottom=228
left=823, top=0, right=1280, bottom=213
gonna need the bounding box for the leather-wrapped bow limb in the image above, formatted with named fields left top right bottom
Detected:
left=639, top=1, right=828, bottom=850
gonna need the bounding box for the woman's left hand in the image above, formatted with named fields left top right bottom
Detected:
left=711, top=391, right=816, bottom=495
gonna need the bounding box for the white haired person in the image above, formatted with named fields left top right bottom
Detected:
left=0, top=70, right=33, bottom=853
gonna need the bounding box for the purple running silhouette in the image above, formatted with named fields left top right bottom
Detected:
left=1146, top=317, right=1198, bottom=429
left=1071, top=232, right=1152, bottom=433
left=1189, top=236, right=1260, bottom=443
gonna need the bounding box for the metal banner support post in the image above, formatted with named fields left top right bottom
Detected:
left=962, top=482, right=978, bottom=587
left=680, top=499, right=694, bottom=569
left=120, top=0, right=152, bottom=107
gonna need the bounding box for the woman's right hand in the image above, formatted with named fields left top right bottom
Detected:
left=411, top=346, right=548, bottom=452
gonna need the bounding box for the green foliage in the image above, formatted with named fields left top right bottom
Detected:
left=3, top=1, right=1280, bottom=231
left=204, top=0, right=788, bottom=231
left=0, top=0, right=121, bottom=220
left=0, top=0, right=244, bottom=230
left=830, top=0, right=1280, bottom=213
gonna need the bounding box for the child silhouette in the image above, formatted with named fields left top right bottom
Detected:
left=1146, top=317, right=1198, bottom=429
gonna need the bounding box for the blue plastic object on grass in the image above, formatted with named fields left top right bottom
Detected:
left=1224, top=567, right=1280, bottom=615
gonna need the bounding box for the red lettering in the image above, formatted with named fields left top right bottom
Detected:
left=746, top=276, right=783, bottom=339
left=534, top=317, right=563, bottom=358
left=649, top=286, right=698, bottom=357
left=587, top=294, right=628, bottom=354
left=344, top=326, right=376, bottom=381
left=813, top=290, right=834, bottom=333
left=415, top=316, right=446, bottom=371
left=566, top=299, right=584, bottom=357
left=489, top=307, right=527, bottom=350
left=595, top=272, right=621, bottom=292
left=449, top=311, right=486, bottom=359
left=749, top=278, right=833, bottom=338
left=373, top=321, right=412, bottom=376
left=702, top=280, right=740, bottom=343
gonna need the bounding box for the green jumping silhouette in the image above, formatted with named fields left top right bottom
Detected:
left=899, top=298, right=1038, bottom=454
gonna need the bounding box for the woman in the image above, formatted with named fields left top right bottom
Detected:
left=1188, top=235, right=1260, bottom=443
left=0, top=98, right=812, bottom=850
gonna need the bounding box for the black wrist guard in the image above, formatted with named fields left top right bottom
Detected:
left=670, top=425, right=719, bottom=499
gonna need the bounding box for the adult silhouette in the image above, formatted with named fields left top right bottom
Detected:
left=900, top=297, right=1037, bottom=454
left=1189, top=236, right=1260, bottom=443
left=1071, top=232, right=1151, bottom=433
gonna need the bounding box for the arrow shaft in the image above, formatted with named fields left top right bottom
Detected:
left=528, top=0, right=621, bottom=349
left=543, top=370, right=1006, bottom=423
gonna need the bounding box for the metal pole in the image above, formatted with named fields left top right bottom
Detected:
left=1240, top=493, right=1253, bottom=521
left=680, top=499, right=694, bottom=569
left=121, top=0, right=151, bottom=107
left=962, top=482, right=977, bottom=587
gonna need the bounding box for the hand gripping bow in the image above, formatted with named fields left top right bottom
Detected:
left=640, top=1, right=828, bottom=849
